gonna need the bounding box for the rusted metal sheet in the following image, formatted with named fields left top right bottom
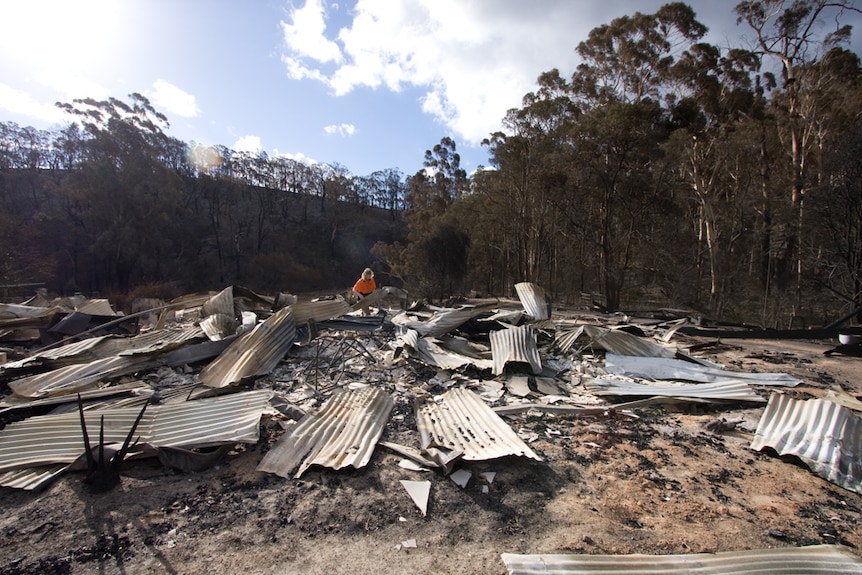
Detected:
left=0, top=389, right=272, bottom=475
left=556, top=324, right=675, bottom=358
left=515, top=282, right=550, bottom=321
left=416, top=387, right=541, bottom=462
left=490, top=325, right=542, bottom=375
left=751, top=394, right=862, bottom=494
left=197, top=306, right=296, bottom=388
left=586, top=377, right=766, bottom=403
left=501, top=545, right=862, bottom=575
left=605, top=353, right=802, bottom=387
left=257, top=386, right=394, bottom=478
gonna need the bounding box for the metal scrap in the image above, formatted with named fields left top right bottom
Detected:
left=751, top=394, right=862, bottom=494
left=257, top=386, right=394, bottom=478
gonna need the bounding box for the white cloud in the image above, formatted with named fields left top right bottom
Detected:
left=273, top=149, right=318, bottom=165
left=323, top=123, right=356, bottom=137
left=0, top=84, right=67, bottom=124
left=279, top=0, right=591, bottom=145
left=279, top=0, right=760, bottom=147
left=149, top=79, right=200, bottom=118
left=281, top=0, right=343, bottom=67
left=233, top=135, right=264, bottom=153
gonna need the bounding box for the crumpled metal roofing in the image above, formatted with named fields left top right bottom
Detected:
left=198, top=305, right=296, bottom=388
left=605, top=353, right=802, bottom=386
left=391, top=303, right=496, bottom=338
left=0, top=389, right=272, bottom=474
left=416, top=387, right=541, bottom=462
left=291, top=298, right=352, bottom=324
left=0, top=464, right=70, bottom=491
left=751, top=394, right=862, bottom=494
left=201, top=285, right=234, bottom=318
left=556, top=324, right=675, bottom=358
left=257, top=386, right=394, bottom=478
left=490, top=325, right=542, bottom=375
left=586, top=376, right=766, bottom=403
left=515, top=282, right=551, bottom=321
left=3, top=326, right=206, bottom=374
left=0, top=381, right=151, bottom=413
left=396, top=329, right=494, bottom=371
left=501, top=544, right=862, bottom=575
left=8, top=355, right=162, bottom=399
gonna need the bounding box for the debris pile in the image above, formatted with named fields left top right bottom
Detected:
left=2, top=281, right=862, bottom=569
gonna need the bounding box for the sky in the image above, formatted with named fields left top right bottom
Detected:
left=2, top=0, right=861, bottom=177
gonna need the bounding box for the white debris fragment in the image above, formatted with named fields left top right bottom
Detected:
left=449, top=468, right=472, bottom=488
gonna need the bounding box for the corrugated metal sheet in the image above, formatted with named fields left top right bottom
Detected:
left=201, top=286, right=234, bottom=318
left=197, top=306, right=296, bottom=388
left=397, top=329, right=492, bottom=371
left=586, top=376, right=766, bottom=403
left=501, top=544, right=862, bottom=575
left=3, top=326, right=206, bottom=375
left=416, top=387, right=541, bottom=462
left=605, top=353, right=802, bottom=386
left=292, top=298, right=351, bottom=324
left=75, top=298, right=117, bottom=316
left=0, top=389, right=272, bottom=474
left=490, top=325, right=542, bottom=375
left=0, top=381, right=151, bottom=413
left=391, top=303, right=496, bottom=338
left=556, top=324, right=675, bottom=358
left=8, top=355, right=161, bottom=399
left=751, top=394, right=862, bottom=494
left=257, top=386, right=394, bottom=478
left=515, top=282, right=551, bottom=321
left=0, top=464, right=70, bottom=491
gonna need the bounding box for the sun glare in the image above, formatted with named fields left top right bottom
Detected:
left=3, top=0, right=131, bottom=95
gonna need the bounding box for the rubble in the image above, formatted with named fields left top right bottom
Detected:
left=2, top=283, right=862, bottom=571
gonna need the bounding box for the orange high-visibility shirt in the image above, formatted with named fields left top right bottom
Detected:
left=353, top=277, right=376, bottom=295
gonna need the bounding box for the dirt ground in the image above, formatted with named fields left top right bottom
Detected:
left=2, top=314, right=862, bottom=574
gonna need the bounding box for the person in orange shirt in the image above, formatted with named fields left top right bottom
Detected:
left=352, top=268, right=377, bottom=302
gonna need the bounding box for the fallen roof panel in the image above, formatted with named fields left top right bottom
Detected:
left=751, top=394, right=862, bottom=494
left=8, top=355, right=162, bottom=399
left=391, top=303, right=496, bottom=338
left=0, top=464, right=70, bottom=491
left=501, top=544, right=862, bottom=575
left=490, top=325, right=542, bottom=375
left=605, top=353, right=802, bottom=386
left=197, top=306, right=296, bottom=388
left=257, top=386, right=394, bottom=478
left=556, top=324, right=675, bottom=358
left=515, top=282, right=551, bottom=321
left=0, top=389, right=272, bottom=473
left=416, top=387, right=541, bottom=462
left=586, top=376, right=766, bottom=403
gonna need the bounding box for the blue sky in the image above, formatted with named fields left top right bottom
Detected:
left=2, top=1, right=861, bottom=177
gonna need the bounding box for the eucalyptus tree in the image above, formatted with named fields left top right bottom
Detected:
left=565, top=2, right=709, bottom=310
left=662, top=41, right=764, bottom=316
left=53, top=93, right=188, bottom=292
left=796, top=49, right=862, bottom=318
left=735, top=0, right=860, bottom=319
left=479, top=68, right=580, bottom=296
left=399, top=137, right=470, bottom=298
